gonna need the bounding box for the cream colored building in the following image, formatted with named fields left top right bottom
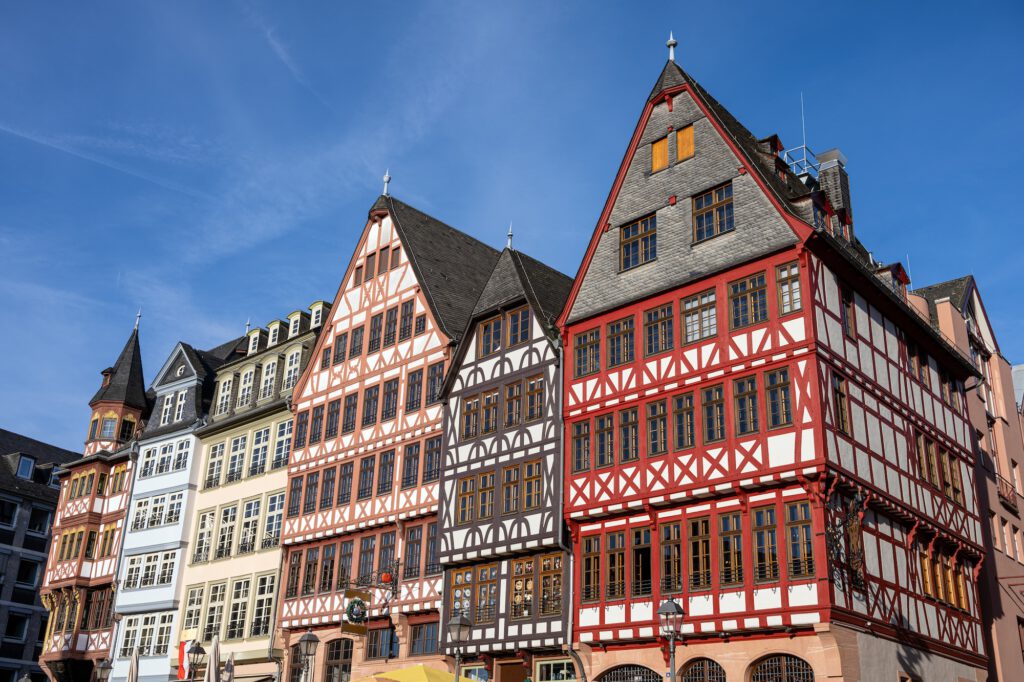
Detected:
left=180, top=302, right=327, bottom=681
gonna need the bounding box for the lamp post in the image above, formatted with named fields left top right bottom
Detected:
left=657, top=598, right=685, bottom=682
left=298, top=629, right=320, bottom=682
left=447, top=612, right=472, bottom=681
left=94, top=659, right=113, bottom=682
left=187, top=641, right=206, bottom=682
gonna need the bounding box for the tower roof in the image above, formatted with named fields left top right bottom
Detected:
left=90, top=328, right=146, bottom=410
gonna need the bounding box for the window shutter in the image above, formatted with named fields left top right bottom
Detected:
left=677, top=125, right=694, bottom=160
left=651, top=137, right=668, bottom=172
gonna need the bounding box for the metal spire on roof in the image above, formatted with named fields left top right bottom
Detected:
left=667, top=32, right=677, bottom=62
left=134, top=307, right=142, bottom=331
left=382, top=169, right=391, bottom=196
left=506, top=222, right=513, bottom=249
left=245, top=318, right=251, bottom=334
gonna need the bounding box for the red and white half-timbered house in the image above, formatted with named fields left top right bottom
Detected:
left=558, top=51, right=986, bottom=682
left=279, top=194, right=499, bottom=678
left=41, top=328, right=147, bottom=682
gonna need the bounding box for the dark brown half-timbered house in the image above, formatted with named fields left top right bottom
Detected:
left=279, top=194, right=499, bottom=678
left=438, top=247, right=573, bottom=682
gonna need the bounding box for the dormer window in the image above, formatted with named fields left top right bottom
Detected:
left=217, top=379, right=233, bottom=415
left=49, top=471, right=60, bottom=488
left=290, top=317, right=300, bottom=338
left=480, top=317, right=503, bottom=357
left=269, top=326, right=280, bottom=345
left=160, top=394, right=174, bottom=426
left=16, top=456, right=35, bottom=480
left=312, top=308, right=322, bottom=327
left=119, top=418, right=136, bottom=441
left=174, top=390, right=187, bottom=422
left=249, top=335, right=260, bottom=354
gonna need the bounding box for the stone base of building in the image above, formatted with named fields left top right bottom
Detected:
left=573, top=622, right=985, bottom=682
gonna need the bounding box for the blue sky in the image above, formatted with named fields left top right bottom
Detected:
left=2, top=1, right=1022, bottom=451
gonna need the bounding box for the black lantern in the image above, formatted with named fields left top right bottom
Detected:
left=187, top=641, right=206, bottom=681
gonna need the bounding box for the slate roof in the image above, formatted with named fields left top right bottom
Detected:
left=650, top=61, right=811, bottom=215
left=372, top=195, right=501, bottom=340
left=912, top=276, right=974, bottom=324
left=471, top=249, right=573, bottom=328
left=0, top=428, right=79, bottom=504
left=90, top=328, right=146, bottom=410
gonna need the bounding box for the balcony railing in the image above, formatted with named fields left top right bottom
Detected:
left=997, top=474, right=1020, bottom=513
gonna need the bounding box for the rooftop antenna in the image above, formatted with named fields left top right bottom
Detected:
left=905, top=254, right=913, bottom=286
left=134, top=307, right=142, bottom=331
left=382, top=169, right=391, bottom=196
left=800, top=92, right=807, bottom=150
left=506, top=222, right=513, bottom=249
left=666, top=32, right=677, bottom=63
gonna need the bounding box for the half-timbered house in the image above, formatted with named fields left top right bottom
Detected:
left=41, top=327, right=148, bottom=682
left=438, top=247, right=573, bottom=682
left=278, top=194, right=499, bottom=679
left=557, top=47, right=986, bottom=682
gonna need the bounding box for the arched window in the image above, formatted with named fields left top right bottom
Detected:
left=323, top=638, right=353, bottom=682
left=750, top=655, right=813, bottom=682
left=288, top=643, right=304, bottom=682
left=597, top=665, right=661, bottom=682
left=681, top=658, right=725, bottom=682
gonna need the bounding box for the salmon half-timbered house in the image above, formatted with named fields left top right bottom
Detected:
left=41, top=328, right=147, bottom=682
left=438, top=247, right=574, bottom=682
left=278, top=194, right=499, bottom=678
left=557, top=51, right=986, bottom=682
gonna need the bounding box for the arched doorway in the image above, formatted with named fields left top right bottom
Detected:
left=750, top=655, right=814, bottom=682
left=681, top=658, right=726, bottom=682
left=596, top=665, right=662, bottom=682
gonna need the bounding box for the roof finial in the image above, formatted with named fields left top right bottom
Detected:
left=134, top=307, right=142, bottom=331
left=667, top=31, right=677, bottom=63
left=382, top=169, right=391, bottom=196
left=245, top=318, right=251, bottom=334
left=506, top=222, right=513, bottom=250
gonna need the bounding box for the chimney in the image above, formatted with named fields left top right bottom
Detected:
left=817, top=148, right=853, bottom=236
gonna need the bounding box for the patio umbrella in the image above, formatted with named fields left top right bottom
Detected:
left=126, top=649, right=140, bottom=682
left=353, top=664, right=477, bottom=682
left=204, top=635, right=221, bottom=682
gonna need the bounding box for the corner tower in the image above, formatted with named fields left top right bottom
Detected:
left=85, top=326, right=147, bottom=456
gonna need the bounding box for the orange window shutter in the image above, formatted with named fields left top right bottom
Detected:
left=651, top=137, right=668, bottom=172
left=677, top=125, right=694, bottom=160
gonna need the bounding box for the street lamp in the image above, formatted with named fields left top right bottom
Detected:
left=94, top=659, right=113, bottom=682
left=447, top=612, right=472, bottom=681
left=658, top=598, right=685, bottom=682
left=187, top=641, right=206, bottom=682
left=298, top=628, right=320, bottom=682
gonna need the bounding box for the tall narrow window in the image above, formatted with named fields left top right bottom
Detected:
left=606, top=532, right=626, bottom=599
left=342, top=395, right=358, bottom=433
left=719, top=512, right=743, bottom=585
left=461, top=395, right=480, bottom=440
left=734, top=376, right=759, bottom=435
left=832, top=373, right=851, bottom=435
left=689, top=517, right=711, bottom=589
left=510, top=558, right=535, bottom=619
left=337, top=541, right=354, bottom=588
left=399, top=301, right=414, bottom=341
left=381, top=379, right=399, bottom=421
left=676, top=124, right=694, bottom=161
left=661, top=523, right=683, bottom=593
left=840, top=284, right=856, bottom=338
left=504, top=382, right=522, bottom=427
left=457, top=477, right=475, bottom=525
left=294, top=412, right=309, bottom=448
left=572, top=420, right=591, bottom=472
left=401, top=444, right=420, bottom=489
left=729, top=272, right=768, bottom=329
left=357, top=457, right=375, bottom=500
left=574, top=328, right=600, bottom=377
left=526, top=375, right=544, bottom=421
left=406, top=369, right=423, bottom=412
left=606, top=316, right=635, bottom=368
left=620, top=214, right=657, bottom=271
left=647, top=400, right=667, bottom=456
left=361, top=386, right=379, bottom=427
left=673, top=393, right=695, bottom=450
left=702, top=385, right=725, bottom=443
left=287, top=477, right=302, bottom=518
left=644, top=304, right=674, bottom=356
left=320, top=468, right=336, bottom=510
left=333, top=332, right=348, bottom=365
left=349, top=327, right=364, bottom=358
left=582, top=536, right=601, bottom=602
left=523, top=460, right=542, bottom=510
left=325, top=400, right=341, bottom=440
left=631, top=527, right=652, bottom=596
left=595, top=414, right=614, bottom=468
left=367, top=314, right=383, bottom=352
left=480, top=317, right=503, bottom=357
left=787, top=501, right=814, bottom=577
left=651, top=136, right=668, bottom=172
left=752, top=506, right=779, bottom=582
left=336, top=462, right=354, bottom=505
left=308, top=406, right=324, bottom=445
left=693, top=182, right=734, bottom=242
left=683, top=289, right=717, bottom=343
left=482, top=389, right=499, bottom=434
left=619, top=408, right=638, bottom=462
left=424, top=437, right=442, bottom=482
left=765, top=369, right=792, bottom=428
left=364, top=253, right=376, bottom=280
left=426, top=362, right=445, bottom=405
left=403, top=527, right=421, bottom=579
left=776, top=262, right=801, bottom=314
left=507, top=307, right=530, bottom=347
left=302, top=472, right=319, bottom=515
left=357, top=537, right=376, bottom=582
left=383, top=307, right=398, bottom=347
left=478, top=472, right=495, bottom=519
left=502, top=466, right=520, bottom=514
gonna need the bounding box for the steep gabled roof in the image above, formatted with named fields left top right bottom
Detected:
left=471, top=249, right=573, bottom=326
left=90, top=328, right=146, bottom=409
left=372, top=195, right=501, bottom=340
left=911, top=276, right=974, bottom=323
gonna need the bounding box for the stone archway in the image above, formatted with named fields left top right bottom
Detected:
left=595, top=664, right=662, bottom=682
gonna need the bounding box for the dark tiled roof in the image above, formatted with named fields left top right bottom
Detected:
left=510, top=250, right=573, bottom=325
left=372, top=195, right=501, bottom=340
left=912, top=276, right=974, bottom=324
left=0, top=428, right=79, bottom=504
left=650, top=61, right=811, bottom=214
left=90, top=328, right=146, bottom=410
